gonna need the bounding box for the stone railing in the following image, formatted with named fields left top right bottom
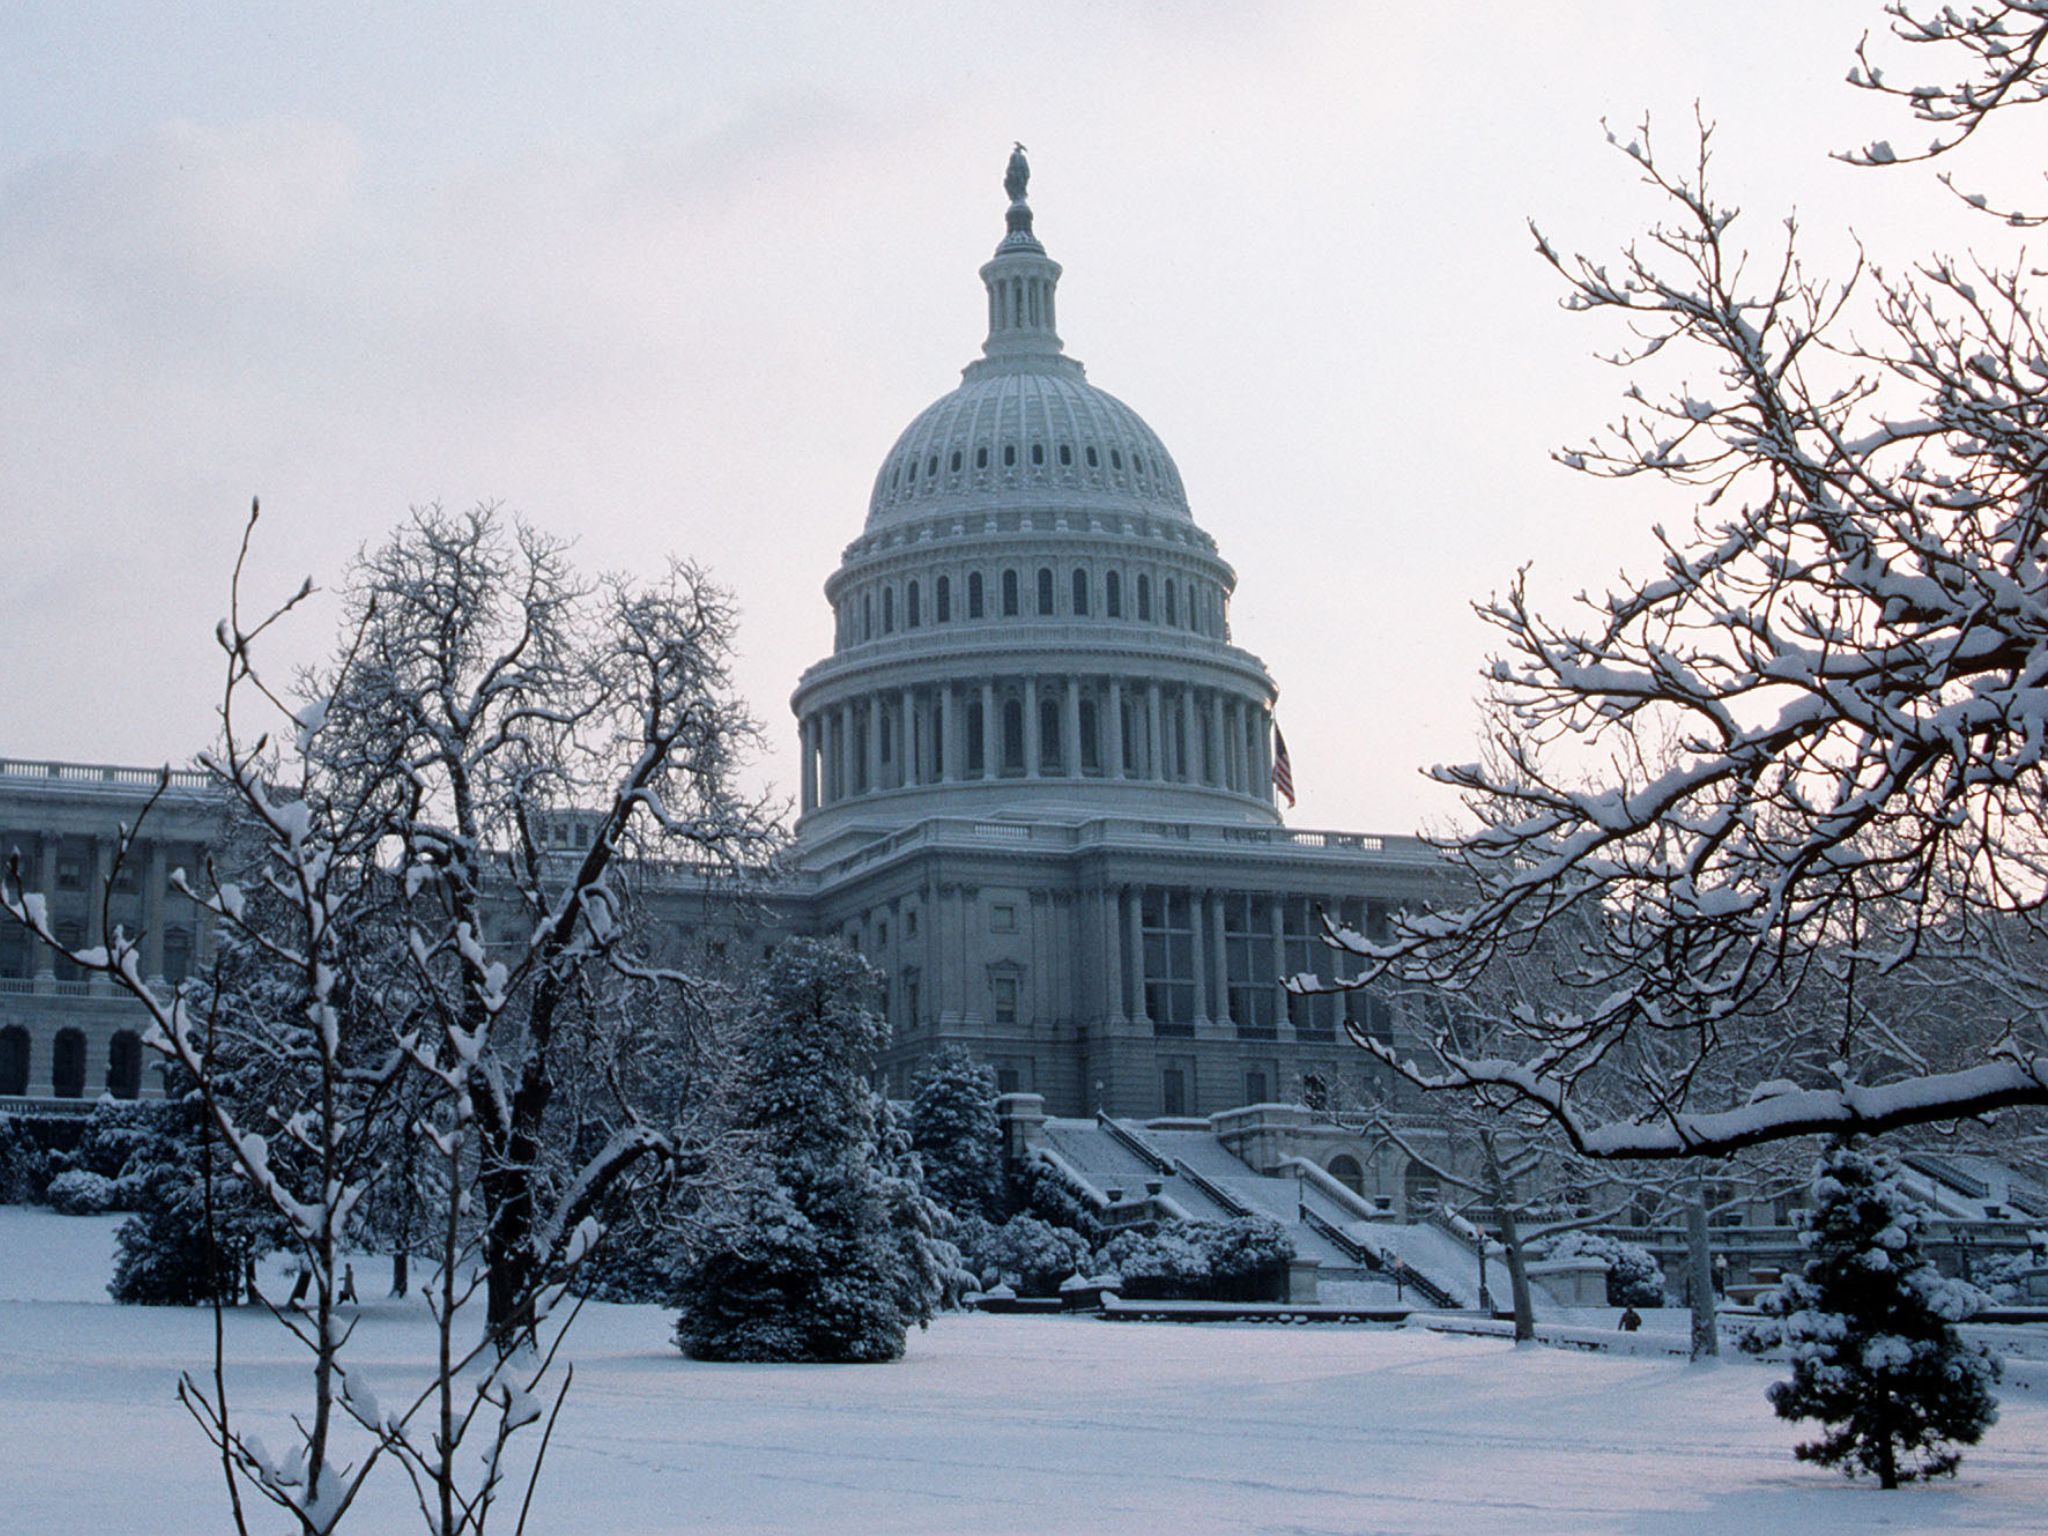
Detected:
left=0, top=757, right=213, bottom=794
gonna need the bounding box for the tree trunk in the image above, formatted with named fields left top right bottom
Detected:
left=1483, top=1135, right=1536, bottom=1342
left=1685, top=1195, right=1719, bottom=1361
left=391, top=1248, right=408, bottom=1299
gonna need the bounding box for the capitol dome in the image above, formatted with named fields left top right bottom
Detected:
left=791, top=148, right=1285, bottom=855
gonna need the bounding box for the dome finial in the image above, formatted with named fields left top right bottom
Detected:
left=999, top=142, right=1040, bottom=252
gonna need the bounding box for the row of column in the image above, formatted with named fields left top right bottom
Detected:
left=799, top=678, right=1274, bottom=810
left=3, top=834, right=208, bottom=986
left=1101, top=884, right=1303, bottom=1032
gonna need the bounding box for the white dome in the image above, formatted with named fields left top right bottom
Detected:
left=867, top=364, right=1190, bottom=528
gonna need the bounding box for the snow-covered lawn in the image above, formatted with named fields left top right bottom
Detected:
left=6, top=1208, right=2048, bottom=1534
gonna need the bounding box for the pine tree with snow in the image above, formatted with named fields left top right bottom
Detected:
left=674, top=939, right=933, bottom=1362
left=1760, top=1142, right=1999, bottom=1487
left=909, top=1044, right=1004, bottom=1220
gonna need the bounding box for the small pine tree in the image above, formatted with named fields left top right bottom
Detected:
left=909, top=1045, right=1004, bottom=1220
left=108, top=1081, right=277, bottom=1305
left=674, top=939, right=940, bottom=1362
left=1759, top=1143, right=2000, bottom=1487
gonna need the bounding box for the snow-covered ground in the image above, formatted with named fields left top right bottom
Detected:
left=7, top=1207, right=2048, bottom=1533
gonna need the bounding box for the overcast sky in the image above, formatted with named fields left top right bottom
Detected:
left=3, top=2, right=2036, bottom=836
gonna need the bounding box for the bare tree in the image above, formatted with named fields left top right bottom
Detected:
left=1301, top=7, right=2048, bottom=1161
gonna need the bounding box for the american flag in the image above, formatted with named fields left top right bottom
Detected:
left=1271, top=724, right=1296, bottom=808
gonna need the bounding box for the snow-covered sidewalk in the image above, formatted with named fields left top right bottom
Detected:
left=6, top=1208, right=2048, bottom=1533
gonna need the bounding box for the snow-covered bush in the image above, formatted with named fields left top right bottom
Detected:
left=60, top=1097, right=159, bottom=1210
left=106, top=1081, right=277, bottom=1306
left=45, top=1169, right=116, bottom=1215
left=1972, top=1249, right=2046, bottom=1307
left=910, top=1046, right=1004, bottom=1220
left=0, top=1116, right=54, bottom=1204
left=1009, top=1155, right=1104, bottom=1240
left=1542, top=1230, right=1666, bottom=1308
left=1753, top=1144, right=2000, bottom=1488
left=1096, top=1217, right=1294, bottom=1302
left=674, top=940, right=942, bottom=1363
left=961, top=1214, right=1092, bottom=1297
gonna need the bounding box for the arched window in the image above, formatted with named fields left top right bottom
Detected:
left=1105, top=570, right=1122, bottom=618
left=1111, top=448, right=1123, bottom=470
left=976, top=446, right=989, bottom=469
left=967, top=701, right=986, bottom=773
left=935, top=575, right=951, bottom=623
left=968, top=572, right=985, bottom=619
left=1003, top=443, right=1016, bottom=467
left=1137, top=573, right=1152, bottom=622
left=1002, top=570, right=1020, bottom=617
left=1079, top=699, right=1099, bottom=771
left=1002, top=700, right=1025, bottom=772
left=1058, top=443, right=1072, bottom=466
left=879, top=710, right=892, bottom=764
left=1164, top=579, right=1178, bottom=628
left=1327, top=1154, right=1366, bottom=1196
left=862, top=594, right=873, bottom=641
left=1086, top=445, right=1099, bottom=467
left=0, top=1025, right=28, bottom=1095
left=926, top=454, right=938, bottom=478
left=1071, top=568, right=1089, bottom=616
left=1039, top=697, right=1061, bottom=772
left=906, top=580, right=921, bottom=628
left=949, top=449, right=962, bottom=472
left=53, top=1027, right=85, bottom=1098
left=1030, top=442, right=1045, bottom=466
left=882, top=587, right=895, bottom=634
left=1036, top=567, right=1055, bottom=616
left=107, top=1030, right=142, bottom=1100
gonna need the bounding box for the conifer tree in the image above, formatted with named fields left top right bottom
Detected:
left=909, top=1044, right=1004, bottom=1220
left=674, top=939, right=939, bottom=1362
left=1760, top=1143, right=2000, bottom=1487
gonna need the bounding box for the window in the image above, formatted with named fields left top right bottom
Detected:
left=907, top=581, right=921, bottom=628
left=877, top=919, right=888, bottom=947
left=1245, top=1070, right=1269, bottom=1106
left=1105, top=570, right=1121, bottom=617
left=1072, top=568, right=1089, bottom=615
left=0, top=1026, right=28, bottom=1095
left=1002, top=569, right=1020, bottom=617
left=1039, top=697, right=1061, bottom=772
left=54, top=921, right=84, bottom=983
left=1137, top=574, right=1152, bottom=621
left=968, top=571, right=985, bottom=618
left=1111, top=448, right=1123, bottom=470
left=1037, top=567, right=1055, bottom=616
left=1282, top=898, right=1337, bottom=1037
left=52, top=1027, right=85, bottom=1098
left=967, top=701, right=986, bottom=772
left=107, top=1031, right=142, bottom=1100
left=882, top=587, right=895, bottom=633
left=1058, top=443, right=1072, bottom=466
left=1004, top=443, right=1016, bottom=467
left=1162, top=1066, right=1187, bottom=1116
left=991, top=903, right=1017, bottom=933
left=996, top=1064, right=1020, bottom=1094
left=926, top=454, right=938, bottom=477
left=1164, top=579, right=1178, bottom=627
left=1141, top=889, right=1196, bottom=1032
left=949, top=450, right=961, bottom=472
left=1002, top=699, right=1024, bottom=771
left=163, top=927, right=193, bottom=984
left=57, top=859, right=82, bottom=891
left=1079, top=699, right=1100, bottom=772
left=935, top=574, right=951, bottom=622
left=1030, top=442, right=1044, bottom=466
left=906, top=910, right=918, bottom=938
left=976, top=446, right=989, bottom=469
left=992, top=975, right=1019, bottom=1025
left=905, top=973, right=920, bottom=1026
left=863, top=593, right=873, bottom=640
left=879, top=711, right=892, bottom=764
left=1223, top=895, right=1277, bottom=1035
left=1327, top=1154, right=1366, bottom=1196
left=1086, top=445, right=1099, bottom=467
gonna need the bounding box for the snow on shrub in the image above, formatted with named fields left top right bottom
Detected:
left=961, top=1214, right=1092, bottom=1297
left=1096, top=1217, right=1294, bottom=1302
left=45, top=1169, right=116, bottom=1215
left=1541, top=1230, right=1666, bottom=1307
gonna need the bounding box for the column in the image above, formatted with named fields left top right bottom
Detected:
left=941, top=684, right=958, bottom=783
left=89, top=836, right=114, bottom=993
left=33, top=836, right=57, bottom=982
left=1127, top=886, right=1148, bottom=1024
left=799, top=717, right=817, bottom=811
left=838, top=702, right=855, bottom=800
left=981, top=679, right=997, bottom=779
left=1024, top=676, right=1041, bottom=779
left=1063, top=677, right=1082, bottom=777
left=1270, top=895, right=1292, bottom=1040
left=1179, top=687, right=1198, bottom=784
left=143, top=840, right=167, bottom=982
left=1211, top=894, right=1231, bottom=1027
left=1102, top=886, right=1125, bottom=1022
left=900, top=687, right=916, bottom=789
left=1106, top=679, right=1125, bottom=781
left=1146, top=684, right=1164, bottom=783
left=1256, top=708, right=1273, bottom=804
left=1204, top=696, right=1220, bottom=794
left=1190, top=890, right=1209, bottom=1024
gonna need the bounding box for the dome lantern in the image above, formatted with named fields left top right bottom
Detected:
left=976, top=144, right=1065, bottom=368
